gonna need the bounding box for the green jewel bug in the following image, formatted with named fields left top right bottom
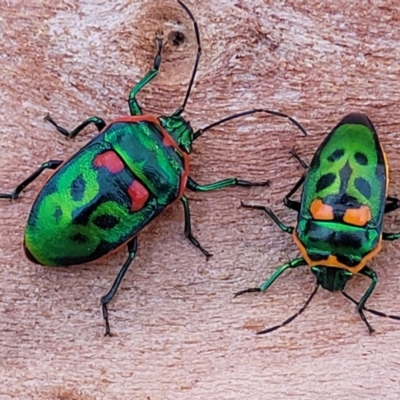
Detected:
left=0, top=0, right=306, bottom=335
left=237, top=112, right=400, bottom=334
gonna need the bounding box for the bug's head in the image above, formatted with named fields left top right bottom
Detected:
left=311, top=266, right=353, bottom=292
left=159, top=115, right=194, bottom=154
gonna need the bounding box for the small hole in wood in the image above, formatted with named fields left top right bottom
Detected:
left=168, top=30, right=185, bottom=46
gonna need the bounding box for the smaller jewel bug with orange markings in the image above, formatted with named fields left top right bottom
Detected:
left=237, top=113, right=400, bottom=334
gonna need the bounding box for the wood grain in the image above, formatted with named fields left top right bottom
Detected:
left=1, top=0, right=400, bottom=399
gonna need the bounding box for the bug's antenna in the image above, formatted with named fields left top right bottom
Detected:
left=257, top=285, right=319, bottom=335
left=174, top=0, right=201, bottom=116
left=193, top=108, right=308, bottom=140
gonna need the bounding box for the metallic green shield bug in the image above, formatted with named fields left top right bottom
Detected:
left=237, top=113, right=400, bottom=334
left=0, top=0, right=306, bottom=335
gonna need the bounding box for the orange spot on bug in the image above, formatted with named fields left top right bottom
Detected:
left=94, top=151, right=124, bottom=174
left=310, top=199, right=334, bottom=220
left=128, top=180, right=150, bottom=212
left=343, top=206, right=372, bottom=227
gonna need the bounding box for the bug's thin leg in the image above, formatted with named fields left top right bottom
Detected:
left=354, top=266, right=378, bottom=334
left=234, top=257, right=306, bottom=297
left=382, top=230, right=400, bottom=240
left=257, top=284, right=319, bottom=335
left=128, top=31, right=163, bottom=116
left=0, top=160, right=63, bottom=200
left=283, top=148, right=308, bottom=212
left=173, top=0, right=201, bottom=116
left=283, top=174, right=306, bottom=212
left=101, top=237, right=138, bottom=336
left=290, top=148, right=309, bottom=169
left=45, top=115, right=106, bottom=139
left=180, top=195, right=211, bottom=258
left=186, top=176, right=269, bottom=192
left=384, top=196, right=400, bottom=214
left=342, top=291, right=400, bottom=322
left=234, top=257, right=312, bottom=334
left=240, top=202, right=294, bottom=234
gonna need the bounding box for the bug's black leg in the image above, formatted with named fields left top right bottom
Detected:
left=342, top=290, right=400, bottom=322
left=385, top=196, right=400, bottom=214
left=234, top=257, right=312, bottom=335
left=240, top=202, right=294, bottom=234
left=101, top=237, right=138, bottom=336
left=283, top=174, right=306, bottom=212
left=257, top=284, right=319, bottom=335
left=356, top=266, right=378, bottom=334
left=281, top=148, right=308, bottom=212
left=45, top=114, right=106, bottom=139
left=0, top=160, right=63, bottom=200
left=128, top=31, right=163, bottom=116
left=290, top=148, right=309, bottom=169
left=382, top=230, right=400, bottom=241
left=186, top=176, right=269, bottom=192
left=180, top=195, right=212, bottom=258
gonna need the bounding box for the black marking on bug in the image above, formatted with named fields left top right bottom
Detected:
left=308, top=252, right=330, bottom=262
left=71, top=232, right=88, bottom=244
left=327, top=149, right=345, bottom=162
left=355, top=177, right=371, bottom=199
left=336, top=254, right=360, bottom=268
left=338, top=161, right=352, bottom=194
left=93, top=214, right=120, bottom=230
left=71, top=175, right=86, bottom=202
left=333, top=231, right=363, bottom=249
left=354, top=152, right=368, bottom=166
left=53, top=206, right=63, bottom=222
left=339, top=193, right=359, bottom=206
left=316, top=173, right=336, bottom=192
left=307, top=223, right=332, bottom=242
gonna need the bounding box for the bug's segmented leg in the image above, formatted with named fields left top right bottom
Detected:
left=283, top=148, right=308, bottom=211
left=235, top=257, right=310, bottom=334
left=283, top=174, right=305, bottom=212
left=45, top=115, right=106, bottom=139
left=382, top=231, right=400, bottom=241
left=234, top=257, right=306, bottom=297
left=355, top=266, right=378, bottom=334
left=101, top=237, right=138, bottom=336
left=186, top=176, right=269, bottom=192
left=0, top=160, right=63, bottom=200
left=290, top=148, right=309, bottom=169
left=342, top=290, right=400, bottom=323
left=180, top=195, right=212, bottom=258
left=384, top=196, right=400, bottom=214
left=240, top=202, right=294, bottom=234
left=128, top=31, right=163, bottom=116
left=383, top=197, right=400, bottom=234
left=257, top=284, right=319, bottom=335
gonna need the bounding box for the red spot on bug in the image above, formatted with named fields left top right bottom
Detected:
left=94, top=151, right=125, bottom=174
left=128, top=180, right=150, bottom=212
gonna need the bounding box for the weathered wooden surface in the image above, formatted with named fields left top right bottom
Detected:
left=1, top=0, right=400, bottom=399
